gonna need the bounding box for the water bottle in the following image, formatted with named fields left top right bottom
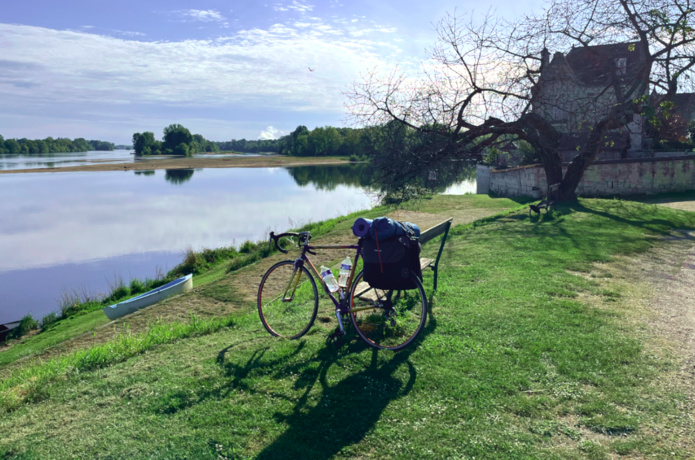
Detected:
left=338, top=256, right=352, bottom=288
left=320, top=266, right=340, bottom=293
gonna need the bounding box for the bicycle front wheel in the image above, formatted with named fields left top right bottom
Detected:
left=349, top=270, right=427, bottom=351
left=258, top=260, right=319, bottom=339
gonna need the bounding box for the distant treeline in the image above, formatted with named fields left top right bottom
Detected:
left=133, top=124, right=219, bottom=157
left=216, top=125, right=379, bottom=157
left=0, top=136, right=115, bottom=154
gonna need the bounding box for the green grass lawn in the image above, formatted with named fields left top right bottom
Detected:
left=0, top=311, right=110, bottom=367
left=0, top=195, right=519, bottom=369
left=1, top=197, right=694, bottom=458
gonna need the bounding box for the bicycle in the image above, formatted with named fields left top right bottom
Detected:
left=257, top=231, right=428, bottom=351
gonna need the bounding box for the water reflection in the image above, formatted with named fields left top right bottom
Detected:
left=164, top=169, right=195, bottom=185
left=0, top=150, right=133, bottom=170
left=285, top=162, right=476, bottom=196
left=0, top=163, right=478, bottom=323
left=286, top=164, right=376, bottom=190
left=0, top=167, right=376, bottom=323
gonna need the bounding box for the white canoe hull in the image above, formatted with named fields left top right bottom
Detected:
left=103, top=274, right=193, bottom=320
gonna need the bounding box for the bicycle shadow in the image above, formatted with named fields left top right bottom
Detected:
left=217, top=316, right=437, bottom=459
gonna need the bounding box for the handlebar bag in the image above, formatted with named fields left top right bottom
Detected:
left=362, top=234, right=422, bottom=290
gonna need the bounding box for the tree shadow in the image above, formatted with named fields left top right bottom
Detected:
left=214, top=316, right=437, bottom=459
left=566, top=201, right=694, bottom=238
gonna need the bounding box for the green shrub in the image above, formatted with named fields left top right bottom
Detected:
left=168, top=246, right=239, bottom=277
left=349, top=154, right=359, bottom=162
left=103, top=281, right=130, bottom=304
left=61, top=300, right=102, bottom=318
left=8, top=314, right=38, bottom=340
left=129, top=278, right=145, bottom=295
left=39, top=312, right=59, bottom=329
left=238, top=241, right=255, bottom=254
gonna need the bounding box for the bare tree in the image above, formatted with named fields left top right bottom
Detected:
left=348, top=0, right=695, bottom=201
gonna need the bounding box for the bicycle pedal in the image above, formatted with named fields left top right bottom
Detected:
left=327, top=328, right=345, bottom=347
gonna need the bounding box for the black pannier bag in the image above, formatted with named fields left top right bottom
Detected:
left=362, top=234, right=422, bottom=290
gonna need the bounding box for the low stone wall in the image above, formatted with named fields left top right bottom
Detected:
left=476, top=165, right=492, bottom=194
left=489, top=156, right=695, bottom=197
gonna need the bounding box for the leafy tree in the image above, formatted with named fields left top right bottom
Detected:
left=88, top=140, right=115, bottom=151
left=174, top=143, right=189, bottom=156
left=4, top=139, right=20, bottom=154
left=0, top=135, right=4, bottom=154
left=163, top=124, right=193, bottom=155
left=349, top=0, right=695, bottom=201
left=132, top=132, right=156, bottom=156
left=36, top=140, right=48, bottom=153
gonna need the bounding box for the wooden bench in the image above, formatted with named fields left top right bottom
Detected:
left=529, top=183, right=560, bottom=216
left=355, top=218, right=454, bottom=299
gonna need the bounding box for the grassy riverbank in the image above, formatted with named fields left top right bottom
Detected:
left=1, top=196, right=695, bottom=458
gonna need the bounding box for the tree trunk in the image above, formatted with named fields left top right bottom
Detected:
left=560, top=121, right=610, bottom=200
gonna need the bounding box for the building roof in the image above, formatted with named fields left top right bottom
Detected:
left=544, top=42, right=645, bottom=87
left=671, top=92, right=695, bottom=118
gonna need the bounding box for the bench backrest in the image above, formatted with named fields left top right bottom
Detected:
left=419, top=218, right=453, bottom=292
left=419, top=218, right=453, bottom=246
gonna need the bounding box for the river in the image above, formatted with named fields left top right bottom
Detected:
left=0, top=156, right=475, bottom=324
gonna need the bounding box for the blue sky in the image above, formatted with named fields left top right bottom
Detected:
left=1, top=0, right=536, bottom=144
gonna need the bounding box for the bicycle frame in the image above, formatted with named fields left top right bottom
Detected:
left=288, top=240, right=364, bottom=335
left=264, top=230, right=427, bottom=350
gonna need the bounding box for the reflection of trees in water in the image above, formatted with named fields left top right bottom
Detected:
left=285, top=164, right=377, bottom=191
left=164, top=169, right=194, bottom=185
left=285, top=162, right=475, bottom=199
left=134, top=170, right=155, bottom=176
left=376, top=160, right=476, bottom=204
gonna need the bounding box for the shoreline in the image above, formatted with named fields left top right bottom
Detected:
left=0, top=155, right=356, bottom=174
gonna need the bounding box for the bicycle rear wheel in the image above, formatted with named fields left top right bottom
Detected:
left=349, top=270, right=427, bottom=351
left=258, top=260, right=319, bottom=339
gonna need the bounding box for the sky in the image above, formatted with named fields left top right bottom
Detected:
left=1, top=0, right=537, bottom=144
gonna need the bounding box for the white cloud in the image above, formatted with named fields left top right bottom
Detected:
left=0, top=15, right=421, bottom=141
left=177, top=9, right=226, bottom=22
left=111, top=29, right=146, bottom=37
left=259, top=126, right=285, bottom=140
left=0, top=22, right=410, bottom=116
left=273, top=1, right=314, bottom=13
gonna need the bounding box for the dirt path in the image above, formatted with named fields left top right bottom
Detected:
left=657, top=200, right=695, bottom=213
left=0, top=155, right=354, bottom=175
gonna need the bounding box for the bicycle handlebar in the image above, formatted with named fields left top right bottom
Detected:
left=269, top=231, right=311, bottom=254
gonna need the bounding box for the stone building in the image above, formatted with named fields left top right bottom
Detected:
left=531, top=42, right=648, bottom=161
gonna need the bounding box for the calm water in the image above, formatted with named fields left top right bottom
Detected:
left=0, top=150, right=134, bottom=170
left=0, top=150, right=261, bottom=171
left=0, top=166, right=379, bottom=323
left=0, top=164, right=476, bottom=324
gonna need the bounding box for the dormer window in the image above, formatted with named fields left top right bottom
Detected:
left=615, top=58, right=627, bottom=75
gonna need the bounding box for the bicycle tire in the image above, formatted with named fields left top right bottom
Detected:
left=258, top=260, right=319, bottom=339
left=348, top=270, right=427, bottom=351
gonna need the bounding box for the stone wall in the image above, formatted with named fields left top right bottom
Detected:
left=476, top=165, right=492, bottom=194
left=489, top=156, right=695, bottom=197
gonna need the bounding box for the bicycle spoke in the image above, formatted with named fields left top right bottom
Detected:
left=258, top=261, right=318, bottom=339
left=349, top=271, right=427, bottom=351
